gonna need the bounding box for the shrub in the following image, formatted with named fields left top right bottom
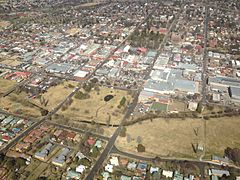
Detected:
left=137, top=144, right=145, bottom=152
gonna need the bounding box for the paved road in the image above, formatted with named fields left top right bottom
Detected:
left=201, top=5, right=209, bottom=105
left=0, top=2, right=144, bottom=155
left=85, top=3, right=174, bottom=178
left=47, top=121, right=110, bottom=141
left=111, top=145, right=240, bottom=179
left=111, top=146, right=207, bottom=177
left=0, top=81, right=81, bottom=153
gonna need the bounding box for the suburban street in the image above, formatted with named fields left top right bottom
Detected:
left=85, top=3, right=185, bottom=179
left=0, top=0, right=240, bottom=179
left=201, top=5, right=209, bottom=106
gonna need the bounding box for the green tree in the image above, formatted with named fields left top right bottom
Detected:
left=119, top=97, right=126, bottom=107
left=15, top=158, right=26, bottom=169
left=90, top=147, right=100, bottom=158
left=5, top=157, right=15, bottom=170
left=119, top=127, right=127, bottom=137
left=83, top=83, right=92, bottom=92
left=79, top=158, right=91, bottom=167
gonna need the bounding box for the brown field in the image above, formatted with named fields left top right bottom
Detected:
left=59, top=87, right=133, bottom=125
left=66, top=28, right=81, bottom=36
left=78, top=2, right=100, bottom=7
left=0, top=79, right=15, bottom=95
left=205, top=117, right=240, bottom=157
left=0, top=91, right=42, bottom=118
left=115, top=117, right=240, bottom=159
left=0, top=58, right=22, bottom=67
left=168, top=100, right=188, bottom=112
left=33, top=81, right=78, bottom=110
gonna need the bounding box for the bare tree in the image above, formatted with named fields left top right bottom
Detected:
left=126, top=134, right=132, bottom=143
left=136, top=136, right=142, bottom=144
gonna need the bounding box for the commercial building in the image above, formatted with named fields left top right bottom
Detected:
left=73, top=70, right=89, bottom=80
left=229, top=86, right=240, bottom=100
left=45, top=63, right=74, bottom=74
left=144, top=79, right=175, bottom=95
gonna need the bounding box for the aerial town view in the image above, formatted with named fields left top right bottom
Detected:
left=0, top=0, right=240, bottom=179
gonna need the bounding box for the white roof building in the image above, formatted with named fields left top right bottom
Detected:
left=76, top=165, right=86, bottom=174
left=105, top=164, right=113, bottom=173
left=162, top=170, right=173, bottom=178
left=188, top=101, right=198, bottom=111
left=73, top=70, right=89, bottom=78
left=110, top=156, right=119, bottom=166
left=150, top=167, right=159, bottom=174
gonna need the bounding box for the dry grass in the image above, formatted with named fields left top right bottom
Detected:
left=205, top=117, right=240, bottom=157
left=60, top=87, right=132, bottom=124
left=78, top=2, right=100, bottom=7
left=99, top=126, right=117, bottom=137
left=116, top=118, right=204, bottom=158
left=33, top=81, right=78, bottom=110
left=0, top=79, right=16, bottom=95
left=66, top=28, right=81, bottom=36
left=0, top=91, right=42, bottom=118
left=0, top=58, right=22, bottom=67
left=168, top=100, right=188, bottom=112
left=116, top=117, right=240, bottom=159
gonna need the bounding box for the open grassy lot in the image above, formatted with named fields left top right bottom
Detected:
left=205, top=117, right=240, bottom=157
left=116, top=118, right=205, bottom=158
left=0, top=91, right=42, bottom=118
left=0, top=58, right=22, bottom=67
left=168, top=100, right=188, bottom=112
left=78, top=2, right=100, bottom=7
left=66, top=28, right=81, bottom=36
left=59, top=87, right=133, bottom=125
left=33, top=81, right=78, bottom=110
left=116, top=117, right=240, bottom=159
left=0, top=79, right=16, bottom=96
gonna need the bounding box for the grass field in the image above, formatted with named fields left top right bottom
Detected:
left=66, top=28, right=81, bottom=36
left=33, top=81, right=78, bottom=110
left=168, top=100, right=188, bottom=112
left=115, top=117, right=240, bottom=159
left=0, top=91, right=42, bottom=118
left=0, top=58, right=22, bottom=67
left=0, top=79, right=15, bottom=96
left=59, top=87, right=133, bottom=124
left=205, top=117, right=240, bottom=158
